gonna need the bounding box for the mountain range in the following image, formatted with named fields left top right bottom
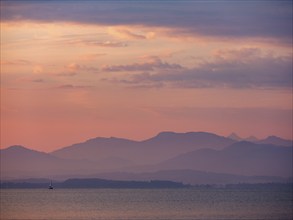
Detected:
left=51, top=131, right=235, bottom=164
left=1, top=131, right=292, bottom=185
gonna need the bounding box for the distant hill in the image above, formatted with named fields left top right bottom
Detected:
left=142, top=131, right=235, bottom=149
left=226, top=134, right=293, bottom=145
left=0, top=145, right=102, bottom=179
left=51, top=136, right=138, bottom=161
left=157, top=142, right=292, bottom=177
left=258, top=136, right=293, bottom=146
left=0, top=145, right=135, bottom=179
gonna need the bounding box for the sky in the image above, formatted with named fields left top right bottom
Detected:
left=0, top=0, right=292, bottom=152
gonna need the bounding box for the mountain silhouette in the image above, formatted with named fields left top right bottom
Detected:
left=258, top=135, right=293, bottom=146
left=51, top=131, right=235, bottom=164
left=157, top=141, right=292, bottom=177
left=1, top=145, right=100, bottom=178
left=1, top=132, right=292, bottom=182
left=51, top=136, right=140, bottom=164
left=227, top=133, right=243, bottom=141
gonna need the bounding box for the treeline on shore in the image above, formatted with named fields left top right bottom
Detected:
left=1, top=178, right=292, bottom=190
left=0, top=178, right=188, bottom=189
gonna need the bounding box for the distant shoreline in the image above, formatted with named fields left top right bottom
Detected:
left=0, top=178, right=189, bottom=189
left=1, top=178, right=292, bottom=190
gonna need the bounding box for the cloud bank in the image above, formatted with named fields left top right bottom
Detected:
left=107, top=49, right=292, bottom=89
left=102, top=57, right=183, bottom=72
left=1, top=1, right=292, bottom=42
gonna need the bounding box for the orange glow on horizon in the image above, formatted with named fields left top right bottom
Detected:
left=1, top=18, right=292, bottom=151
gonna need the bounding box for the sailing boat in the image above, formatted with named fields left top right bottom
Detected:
left=48, top=180, right=54, bottom=189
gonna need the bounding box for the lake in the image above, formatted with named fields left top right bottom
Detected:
left=1, top=188, right=292, bottom=220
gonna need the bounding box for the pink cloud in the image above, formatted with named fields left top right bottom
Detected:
left=54, top=84, right=93, bottom=90
left=107, top=49, right=292, bottom=89
left=1, top=59, right=31, bottom=66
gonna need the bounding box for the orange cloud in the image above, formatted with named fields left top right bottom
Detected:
left=79, top=53, right=106, bottom=61
left=33, top=65, right=44, bottom=74
left=65, top=63, right=99, bottom=73
left=108, top=26, right=155, bottom=40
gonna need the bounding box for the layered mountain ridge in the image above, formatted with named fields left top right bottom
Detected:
left=1, top=131, right=292, bottom=184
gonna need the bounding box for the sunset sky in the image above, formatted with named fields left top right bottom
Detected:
left=1, top=0, right=292, bottom=151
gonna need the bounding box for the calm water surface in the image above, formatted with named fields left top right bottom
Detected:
left=1, top=188, right=292, bottom=220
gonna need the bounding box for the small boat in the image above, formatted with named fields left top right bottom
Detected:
left=48, top=180, right=54, bottom=189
